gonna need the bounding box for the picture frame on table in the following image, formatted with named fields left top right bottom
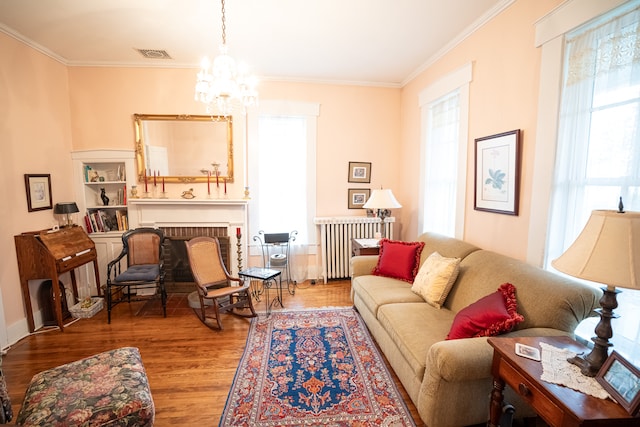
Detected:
left=596, top=351, right=640, bottom=416
left=474, top=129, right=521, bottom=215
left=348, top=188, right=371, bottom=209
left=24, top=174, right=53, bottom=212
left=348, top=161, right=371, bottom=183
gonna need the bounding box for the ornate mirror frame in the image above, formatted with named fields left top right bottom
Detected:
left=133, top=114, right=234, bottom=183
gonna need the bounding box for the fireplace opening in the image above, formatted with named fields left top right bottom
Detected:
left=160, top=227, right=230, bottom=293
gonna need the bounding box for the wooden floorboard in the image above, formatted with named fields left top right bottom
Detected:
left=2, top=280, right=426, bottom=426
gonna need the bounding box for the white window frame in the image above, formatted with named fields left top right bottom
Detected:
left=418, top=63, right=472, bottom=239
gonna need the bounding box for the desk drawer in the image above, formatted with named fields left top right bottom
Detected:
left=498, top=359, right=564, bottom=426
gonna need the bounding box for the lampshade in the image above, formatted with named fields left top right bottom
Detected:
left=363, top=189, right=402, bottom=210
left=551, top=209, right=640, bottom=290
left=54, top=202, right=79, bottom=215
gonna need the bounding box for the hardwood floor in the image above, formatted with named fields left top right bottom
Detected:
left=1, top=280, right=426, bottom=426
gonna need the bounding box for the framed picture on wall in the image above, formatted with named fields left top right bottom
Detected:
left=24, top=174, right=53, bottom=212
left=348, top=162, right=371, bottom=183
left=348, top=188, right=371, bottom=209
left=474, top=130, right=521, bottom=215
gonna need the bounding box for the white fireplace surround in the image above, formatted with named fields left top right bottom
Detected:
left=128, top=198, right=248, bottom=275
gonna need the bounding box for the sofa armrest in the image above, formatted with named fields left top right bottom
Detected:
left=350, top=255, right=378, bottom=278
left=425, top=328, right=573, bottom=383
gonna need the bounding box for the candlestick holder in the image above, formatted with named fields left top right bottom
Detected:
left=142, top=191, right=151, bottom=199
left=236, top=232, right=243, bottom=271
left=130, top=186, right=139, bottom=199
left=244, top=186, right=251, bottom=200
left=160, top=191, right=168, bottom=199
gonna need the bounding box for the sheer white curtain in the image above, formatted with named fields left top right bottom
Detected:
left=546, top=3, right=640, bottom=361
left=247, top=101, right=319, bottom=282
left=546, top=3, right=640, bottom=266
left=422, top=90, right=460, bottom=237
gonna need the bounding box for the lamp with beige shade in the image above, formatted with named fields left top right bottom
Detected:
left=552, top=206, right=640, bottom=376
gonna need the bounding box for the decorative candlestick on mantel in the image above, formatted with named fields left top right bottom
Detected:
left=236, top=227, right=243, bottom=271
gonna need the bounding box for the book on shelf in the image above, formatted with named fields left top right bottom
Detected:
left=84, top=209, right=128, bottom=233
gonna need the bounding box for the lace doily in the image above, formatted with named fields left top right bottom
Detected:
left=539, top=342, right=611, bottom=400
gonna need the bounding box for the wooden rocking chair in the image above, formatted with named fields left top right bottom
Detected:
left=184, top=236, right=256, bottom=329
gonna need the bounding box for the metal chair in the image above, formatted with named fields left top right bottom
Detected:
left=253, top=230, right=298, bottom=295
left=185, top=236, right=256, bottom=330
left=106, top=227, right=166, bottom=324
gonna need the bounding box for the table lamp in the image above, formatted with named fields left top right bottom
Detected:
left=54, top=202, right=79, bottom=227
left=551, top=207, right=640, bottom=376
left=363, top=188, right=401, bottom=238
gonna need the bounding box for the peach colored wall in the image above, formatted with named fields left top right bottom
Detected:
left=68, top=68, right=401, bottom=216
left=399, top=0, right=563, bottom=260
left=1, top=32, right=74, bottom=339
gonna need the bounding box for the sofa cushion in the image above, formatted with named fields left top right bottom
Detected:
left=377, top=303, right=456, bottom=378
left=373, top=239, right=425, bottom=282
left=411, top=252, right=460, bottom=308
left=446, top=283, right=524, bottom=340
left=352, top=275, right=423, bottom=317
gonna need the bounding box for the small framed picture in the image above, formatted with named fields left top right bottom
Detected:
left=596, top=351, right=640, bottom=415
left=474, top=130, right=521, bottom=215
left=348, top=161, right=371, bottom=183
left=515, top=343, right=540, bottom=361
left=24, top=174, right=53, bottom=212
left=348, top=188, right=371, bottom=209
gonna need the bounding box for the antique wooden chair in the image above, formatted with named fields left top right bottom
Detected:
left=185, top=236, right=256, bottom=329
left=106, top=227, right=166, bottom=323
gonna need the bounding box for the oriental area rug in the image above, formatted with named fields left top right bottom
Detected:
left=219, top=307, right=416, bottom=426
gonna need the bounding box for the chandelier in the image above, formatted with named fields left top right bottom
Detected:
left=194, top=0, right=258, bottom=115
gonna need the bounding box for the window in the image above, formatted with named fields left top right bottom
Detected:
left=247, top=100, right=319, bottom=259
left=418, top=63, right=471, bottom=239
left=546, top=2, right=640, bottom=363
left=422, top=91, right=460, bottom=236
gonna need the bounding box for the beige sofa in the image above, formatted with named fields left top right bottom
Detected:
left=350, top=232, right=601, bottom=427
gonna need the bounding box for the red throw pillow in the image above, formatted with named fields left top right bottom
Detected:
left=372, top=239, right=425, bottom=283
left=446, top=283, right=524, bottom=340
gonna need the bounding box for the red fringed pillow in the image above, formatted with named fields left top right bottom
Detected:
left=372, top=239, right=425, bottom=283
left=446, top=283, right=524, bottom=340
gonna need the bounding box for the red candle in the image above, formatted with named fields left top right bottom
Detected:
left=153, top=170, right=157, bottom=186
left=224, top=178, right=227, bottom=194
left=236, top=227, right=241, bottom=237
left=216, top=171, right=219, bottom=187
left=144, top=170, right=148, bottom=192
left=207, top=171, right=211, bottom=194
left=162, top=177, right=165, bottom=192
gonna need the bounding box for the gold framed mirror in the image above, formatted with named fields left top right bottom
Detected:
left=133, top=114, right=234, bottom=183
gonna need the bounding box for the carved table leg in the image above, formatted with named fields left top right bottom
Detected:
left=488, top=376, right=505, bottom=427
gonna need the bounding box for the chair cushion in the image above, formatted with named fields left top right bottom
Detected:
left=115, top=264, right=159, bottom=282
left=16, top=347, right=154, bottom=427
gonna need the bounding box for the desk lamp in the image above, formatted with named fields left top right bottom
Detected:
left=54, top=202, right=79, bottom=227
left=363, top=189, right=401, bottom=238
left=551, top=206, right=640, bottom=376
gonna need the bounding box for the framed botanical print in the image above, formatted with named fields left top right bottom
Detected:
left=348, top=188, right=371, bottom=209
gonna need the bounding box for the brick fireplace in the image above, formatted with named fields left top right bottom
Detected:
left=128, top=198, right=249, bottom=286
left=160, top=226, right=230, bottom=292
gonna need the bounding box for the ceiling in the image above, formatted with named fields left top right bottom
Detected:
left=0, top=0, right=511, bottom=87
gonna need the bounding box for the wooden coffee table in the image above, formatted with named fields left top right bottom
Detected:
left=487, top=336, right=637, bottom=426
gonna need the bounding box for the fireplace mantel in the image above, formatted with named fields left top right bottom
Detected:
left=129, top=198, right=248, bottom=207
left=128, top=198, right=249, bottom=274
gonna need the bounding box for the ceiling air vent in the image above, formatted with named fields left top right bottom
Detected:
left=135, top=49, right=172, bottom=59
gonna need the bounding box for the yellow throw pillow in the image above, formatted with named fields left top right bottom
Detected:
left=411, top=251, right=461, bottom=308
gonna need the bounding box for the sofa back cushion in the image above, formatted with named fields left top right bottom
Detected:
left=446, top=250, right=601, bottom=333
left=416, top=232, right=480, bottom=265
